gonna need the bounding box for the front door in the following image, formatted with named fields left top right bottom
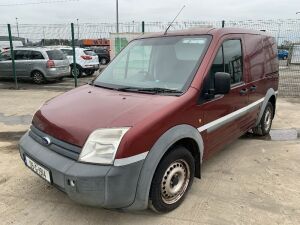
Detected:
left=198, top=36, right=250, bottom=159
left=0, top=51, right=12, bottom=77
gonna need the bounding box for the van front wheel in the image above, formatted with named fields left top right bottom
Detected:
left=253, top=102, right=274, bottom=136
left=149, top=146, right=195, bottom=213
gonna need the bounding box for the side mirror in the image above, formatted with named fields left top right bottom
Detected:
left=214, top=72, right=231, bottom=94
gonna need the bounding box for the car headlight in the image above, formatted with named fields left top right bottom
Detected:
left=79, top=128, right=130, bottom=165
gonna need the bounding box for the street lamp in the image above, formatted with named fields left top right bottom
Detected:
left=116, top=0, right=119, bottom=33
left=296, top=12, right=300, bottom=14
left=15, top=17, right=19, bottom=37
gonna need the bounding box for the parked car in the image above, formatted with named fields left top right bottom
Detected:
left=0, top=47, right=69, bottom=84
left=278, top=49, right=288, bottom=60
left=89, top=47, right=110, bottom=65
left=58, top=47, right=99, bottom=77
left=19, top=28, right=279, bottom=212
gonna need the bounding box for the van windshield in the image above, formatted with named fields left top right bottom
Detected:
left=93, top=35, right=210, bottom=94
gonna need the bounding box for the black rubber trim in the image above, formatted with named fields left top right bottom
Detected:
left=29, top=125, right=81, bottom=160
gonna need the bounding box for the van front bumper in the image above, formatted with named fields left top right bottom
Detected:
left=19, top=131, right=144, bottom=209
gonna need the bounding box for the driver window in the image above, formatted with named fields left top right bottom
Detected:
left=207, top=39, right=243, bottom=89
left=201, top=39, right=243, bottom=100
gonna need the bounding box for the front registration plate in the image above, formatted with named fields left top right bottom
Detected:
left=25, top=156, right=51, bottom=183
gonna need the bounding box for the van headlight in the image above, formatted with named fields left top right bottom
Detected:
left=79, top=128, right=130, bottom=165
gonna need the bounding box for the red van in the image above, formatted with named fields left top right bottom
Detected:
left=19, top=28, right=279, bottom=212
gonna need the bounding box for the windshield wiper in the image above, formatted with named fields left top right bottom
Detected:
left=116, top=87, right=183, bottom=94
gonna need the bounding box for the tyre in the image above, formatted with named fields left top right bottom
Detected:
left=100, top=57, right=108, bottom=65
left=85, top=69, right=95, bottom=76
left=31, top=71, right=45, bottom=84
left=149, top=146, right=195, bottom=213
left=70, top=65, right=82, bottom=78
left=253, top=102, right=274, bottom=136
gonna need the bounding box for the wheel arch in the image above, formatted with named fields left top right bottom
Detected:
left=128, top=124, right=204, bottom=210
left=70, top=63, right=82, bottom=69
left=30, top=69, right=45, bottom=77
left=255, top=88, right=277, bottom=126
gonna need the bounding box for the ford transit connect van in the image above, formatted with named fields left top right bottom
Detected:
left=19, top=28, right=279, bottom=212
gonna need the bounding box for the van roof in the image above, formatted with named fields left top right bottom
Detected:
left=135, top=27, right=272, bottom=40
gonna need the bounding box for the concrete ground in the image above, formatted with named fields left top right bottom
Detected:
left=0, top=86, right=299, bottom=225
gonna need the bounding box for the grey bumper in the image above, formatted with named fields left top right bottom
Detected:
left=44, top=69, right=69, bottom=78
left=19, top=131, right=144, bottom=209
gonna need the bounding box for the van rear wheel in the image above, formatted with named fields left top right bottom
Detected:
left=253, top=102, right=274, bottom=136
left=149, top=146, right=195, bottom=213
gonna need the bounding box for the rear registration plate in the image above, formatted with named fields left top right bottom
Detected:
left=25, top=156, right=51, bottom=183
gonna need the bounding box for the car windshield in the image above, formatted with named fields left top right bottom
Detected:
left=93, top=35, right=209, bottom=94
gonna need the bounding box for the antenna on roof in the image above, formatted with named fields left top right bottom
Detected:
left=164, top=5, right=186, bottom=35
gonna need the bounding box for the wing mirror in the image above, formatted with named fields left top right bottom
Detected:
left=214, top=72, right=231, bottom=95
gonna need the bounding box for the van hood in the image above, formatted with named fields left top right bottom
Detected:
left=32, top=85, right=178, bottom=147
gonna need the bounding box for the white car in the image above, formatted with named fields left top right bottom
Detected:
left=59, top=47, right=99, bottom=77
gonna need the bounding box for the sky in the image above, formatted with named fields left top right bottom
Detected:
left=0, top=0, right=300, bottom=24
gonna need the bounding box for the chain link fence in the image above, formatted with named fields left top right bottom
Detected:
left=0, top=19, right=300, bottom=97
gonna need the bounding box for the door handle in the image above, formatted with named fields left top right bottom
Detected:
left=239, top=88, right=248, bottom=95
left=249, top=85, right=257, bottom=92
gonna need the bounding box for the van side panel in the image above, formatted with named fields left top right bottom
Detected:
left=244, top=34, right=278, bottom=127
left=263, top=36, right=279, bottom=92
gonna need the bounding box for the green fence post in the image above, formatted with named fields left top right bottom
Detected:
left=71, top=23, right=77, bottom=87
left=7, top=24, right=18, bottom=89
left=222, top=20, right=225, bottom=28
left=142, top=21, right=145, bottom=33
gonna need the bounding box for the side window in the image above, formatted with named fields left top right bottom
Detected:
left=223, top=40, right=243, bottom=84
left=14, top=50, right=31, bottom=60
left=30, top=51, right=44, bottom=60
left=61, top=49, right=73, bottom=56
left=0, top=52, right=11, bottom=61
left=208, top=39, right=243, bottom=87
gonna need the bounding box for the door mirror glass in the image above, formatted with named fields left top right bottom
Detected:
left=215, top=72, right=231, bottom=94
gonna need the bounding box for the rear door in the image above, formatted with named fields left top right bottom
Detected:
left=29, top=50, right=46, bottom=72
left=199, top=35, right=250, bottom=159
left=14, top=50, right=32, bottom=77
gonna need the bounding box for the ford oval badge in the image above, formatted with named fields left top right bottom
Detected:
left=42, top=137, right=51, bottom=146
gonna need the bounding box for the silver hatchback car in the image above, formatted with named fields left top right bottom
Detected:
left=0, top=47, right=70, bottom=84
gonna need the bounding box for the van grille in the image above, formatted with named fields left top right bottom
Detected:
left=29, top=125, right=81, bottom=160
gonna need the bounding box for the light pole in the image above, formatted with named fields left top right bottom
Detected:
left=76, top=18, right=79, bottom=40
left=116, top=0, right=119, bottom=33
left=15, top=17, right=19, bottom=37
left=296, top=12, right=300, bottom=14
